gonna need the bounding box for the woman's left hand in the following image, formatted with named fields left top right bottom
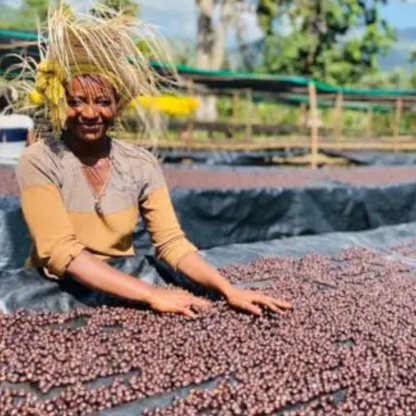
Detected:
left=225, top=287, right=292, bottom=316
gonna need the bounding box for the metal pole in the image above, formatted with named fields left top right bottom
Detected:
left=308, top=82, right=319, bottom=169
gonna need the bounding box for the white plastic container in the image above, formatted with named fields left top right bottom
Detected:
left=0, top=141, right=26, bottom=165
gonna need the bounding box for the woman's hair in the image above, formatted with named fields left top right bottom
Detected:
left=9, top=1, right=175, bottom=136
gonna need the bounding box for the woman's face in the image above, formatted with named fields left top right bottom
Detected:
left=65, top=75, right=117, bottom=142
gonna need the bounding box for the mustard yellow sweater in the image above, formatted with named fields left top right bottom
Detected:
left=16, top=138, right=197, bottom=278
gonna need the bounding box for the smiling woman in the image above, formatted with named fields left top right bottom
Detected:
left=65, top=76, right=118, bottom=142
left=13, top=2, right=291, bottom=318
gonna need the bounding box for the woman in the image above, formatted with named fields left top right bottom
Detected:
left=16, top=5, right=291, bottom=317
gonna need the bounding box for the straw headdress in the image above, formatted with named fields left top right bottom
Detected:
left=11, top=1, right=173, bottom=134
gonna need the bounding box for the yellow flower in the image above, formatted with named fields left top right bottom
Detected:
left=131, top=96, right=199, bottom=117
left=28, top=91, right=45, bottom=105
left=35, top=60, right=66, bottom=95
left=33, top=60, right=67, bottom=129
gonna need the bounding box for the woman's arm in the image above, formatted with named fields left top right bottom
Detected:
left=140, top=185, right=291, bottom=316
left=177, top=252, right=291, bottom=316
left=68, top=251, right=210, bottom=317
left=67, top=250, right=156, bottom=303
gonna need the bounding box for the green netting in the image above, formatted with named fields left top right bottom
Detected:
left=261, top=94, right=394, bottom=113
left=0, top=29, right=40, bottom=41
left=151, top=62, right=416, bottom=98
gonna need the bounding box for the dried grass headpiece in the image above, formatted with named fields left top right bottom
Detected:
left=11, top=1, right=173, bottom=133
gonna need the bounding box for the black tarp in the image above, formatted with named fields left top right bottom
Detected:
left=157, top=148, right=307, bottom=166
left=159, top=149, right=416, bottom=167
left=321, top=149, right=416, bottom=166
left=1, top=222, right=416, bottom=414
left=3, top=179, right=416, bottom=270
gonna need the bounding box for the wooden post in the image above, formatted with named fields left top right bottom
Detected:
left=245, top=88, right=253, bottom=144
left=366, top=106, right=373, bottom=140
left=334, top=91, right=343, bottom=142
left=186, top=79, right=194, bottom=147
left=308, top=82, right=319, bottom=169
left=393, top=98, right=403, bottom=151
left=297, top=102, right=307, bottom=128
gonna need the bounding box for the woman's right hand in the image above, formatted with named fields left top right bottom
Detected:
left=148, top=287, right=212, bottom=318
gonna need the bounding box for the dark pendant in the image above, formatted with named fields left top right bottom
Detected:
left=95, top=201, right=103, bottom=215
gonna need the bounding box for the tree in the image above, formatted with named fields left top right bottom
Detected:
left=256, top=0, right=396, bottom=86
left=9, top=0, right=53, bottom=30
left=360, top=69, right=412, bottom=89
left=20, top=0, right=51, bottom=27
left=195, top=0, right=250, bottom=120
left=90, top=0, right=140, bottom=18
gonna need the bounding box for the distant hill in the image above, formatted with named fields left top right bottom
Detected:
left=379, top=27, right=416, bottom=71
left=228, top=27, right=416, bottom=73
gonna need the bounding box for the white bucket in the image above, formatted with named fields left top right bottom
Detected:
left=0, top=142, right=26, bottom=165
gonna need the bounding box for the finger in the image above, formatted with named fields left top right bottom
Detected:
left=248, top=291, right=291, bottom=309
left=180, top=307, right=198, bottom=319
left=175, top=293, right=212, bottom=308
left=238, top=301, right=262, bottom=316
left=270, top=297, right=292, bottom=310
left=174, top=298, right=196, bottom=309
left=252, top=294, right=287, bottom=312
left=173, top=294, right=207, bottom=308
left=253, top=296, right=281, bottom=313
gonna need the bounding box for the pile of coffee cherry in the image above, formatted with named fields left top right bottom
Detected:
left=0, top=247, right=415, bottom=416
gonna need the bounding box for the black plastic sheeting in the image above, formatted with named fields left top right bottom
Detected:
left=0, top=196, right=32, bottom=270
left=3, top=217, right=416, bottom=312
left=169, top=184, right=416, bottom=249
left=4, top=180, right=416, bottom=270
left=2, top=217, right=416, bottom=414
left=321, top=149, right=416, bottom=166
left=1, top=223, right=416, bottom=414
left=159, top=149, right=416, bottom=167
left=157, top=148, right=307, bottom=166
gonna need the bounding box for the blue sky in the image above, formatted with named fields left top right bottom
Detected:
left=382, top=0, right=416, bottom=30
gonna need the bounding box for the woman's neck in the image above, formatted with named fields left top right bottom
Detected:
left=62, top=132, right=111, bottom=166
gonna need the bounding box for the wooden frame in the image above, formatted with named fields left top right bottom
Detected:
left=308, top=82, right=319, bottom=168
